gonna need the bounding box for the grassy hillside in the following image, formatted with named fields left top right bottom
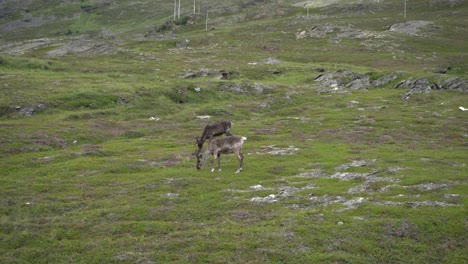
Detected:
left=0, top=0, right=467, bottom=263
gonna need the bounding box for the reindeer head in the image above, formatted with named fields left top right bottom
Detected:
left=193, top=136, right=204, bottom=152
left=195, top=149, right=210, bottom=170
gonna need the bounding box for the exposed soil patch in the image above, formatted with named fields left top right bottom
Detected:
left=0, top=35, right=123, bottom=57
left=0, top=38, right=58, bottom=55
left=47, top=38, right=120, bottom=57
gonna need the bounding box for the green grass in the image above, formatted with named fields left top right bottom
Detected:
left=1, top=0, right=467, bottom=263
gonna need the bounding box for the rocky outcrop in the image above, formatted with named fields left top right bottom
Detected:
left=396, top=77, right=467, bottom=99
left=433, top=77, right=467, bottom=91
left=313, top=69, right=466, bottom=98
left=313, top=70, right=402, bottom=92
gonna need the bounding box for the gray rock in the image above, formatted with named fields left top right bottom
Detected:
left=372, top=72, right=402, bottom=87
left=177, top=68, right=230, bottom=80
left=397, top=76, right=467, bottom=99
left=220, top=82, right=274, bottom=94
left=12, top=103, right=48, bottom=116
left=388, top=21, right=433, bottom=35
left=434, top=77, right=467, bottom=91
left=395, top=77, right=432, bottom=92
left=430, top=0, right=463, bottom=7
left=176, top=39, right=190, bottom=48
left=346, top=74, right=371, bottom=90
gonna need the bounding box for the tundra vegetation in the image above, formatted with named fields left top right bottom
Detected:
left=0, top=0, right=467, bottom=263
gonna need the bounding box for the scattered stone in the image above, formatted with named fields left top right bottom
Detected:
left=278, top=184, right=316, bottom=198
left=405, top=200, right=452, bottom=208
left=340, top=197, right=366, bottom=211
left=413, top=183, right=448, bottom=191
left=387, top=166, right=405, bottom=173
left=261, top=57, right=280, bottom=65
left=266, top=69, right=282, bottom=74
left=296, top=169, right=325, bottom=178
left=335, top=159, right=373, bottom=171
left=256, top=145, right=299, bottom=155
left=176, top=39, right=190, bottom=48
left=165, top=193, right=179, bottom=198
left=177, top=68, right=231, bottom=80
left=195, top=115, right=212, bottom=119
left=11, top=103, right=48, bottom=116
left=250, top=194, right=277, bottom=203
left=250, top=184, right=270, bottom=191
left=220, top=82, right=274, bottom=94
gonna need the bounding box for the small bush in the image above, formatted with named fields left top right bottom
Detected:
left=174, top=16, right=190, bottom=26
left=0, top=106, right=14, bottom=117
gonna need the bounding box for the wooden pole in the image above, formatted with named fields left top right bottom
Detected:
left=404, top=0, right=407, bottom=19
left=178, top=0, right=181, bottom=19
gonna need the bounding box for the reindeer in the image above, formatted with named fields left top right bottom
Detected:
left=196, top=136, right=246, bottom=173
left=194, top=121, right=232, bottom=154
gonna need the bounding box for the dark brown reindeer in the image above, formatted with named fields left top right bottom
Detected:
left=194, top=121, right=232, bottom=153
left=196, top=136, right=246, bottom=173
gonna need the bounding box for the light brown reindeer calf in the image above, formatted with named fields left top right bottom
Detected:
left=196, top=136, right=246, bottom=173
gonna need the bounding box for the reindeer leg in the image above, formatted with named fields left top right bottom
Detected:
left=217, top=153, right=222, bottom=171
left=235, top=151, right=244, bottom=173
left=211, top=152, right=216, bottom=172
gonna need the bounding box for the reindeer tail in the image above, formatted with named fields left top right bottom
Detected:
left=241, top=136, right=247, bottom=141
